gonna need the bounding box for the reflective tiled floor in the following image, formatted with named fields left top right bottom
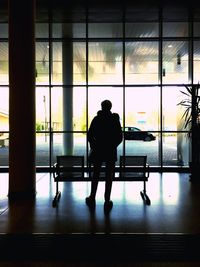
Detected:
left=0, top=172, right=200, bottom=234
left=0, top=172, right=200, bottom=266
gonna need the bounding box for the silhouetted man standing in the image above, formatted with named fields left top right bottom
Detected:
left=86, top=100, right=122, bottom=212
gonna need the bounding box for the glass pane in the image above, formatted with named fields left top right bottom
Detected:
left=163, top=22, right=188, bottom=37
left=88, top=23, right=122, bottom=38
left=52, top=42, right=62, bottom=84
left=36, top=2, right=48, bottom=23
left=194, top=9, right=200, bottom=21
left=36, top=87, right=49, bottom=132
left=125, top=41, right=158, bottom=84
left=125, top=23, right=158, bottom=38
left=36, top=42, right=49, bottom=85
left=0, top=23, right=8, bottom=38
left=52, top=42, right=86, bottom=85
left=163, top=6, right=188, bottom=21
left=36, top=133, right=50, bottom=166
left=177, top=85, right=197, bottom=133
left=73, top=42, right=86, bottom=85
left=0, top=42, right=8, bottom=84
left=125, top=87, right=160, bottom=131
left=116, top=142, right=123, bottom=167
left=163, top=133, right=189, bottom=167
left=126, top=5, right=159, bottom=21
left=52, top=132, right=63, bottom=162
left=88, top=87, right=123, bottom=126
left=193, top=41, right=200, bottom=84
left=0, top=87, right=9, bottom=131
left=124, top=134, right=159, bottom=166
left=52, top=132, right=87, bottom=165
left=51, top=86, right=86, bottom=132
left=36, top=23, right=48, bottom=38
left=0, top=86, right=9, bottom=166
left=88, top=7, right=123, bottom=23
left=52, top=23, right=86, bottom=38
left=51, top=87, right=63, bottom=131
left=88, top=42, right=122, bottom=85
left=0, top=132, right=9, bottom=166
left=73, top=87, right=86, bottom=131
left=162, top=86, right=187, bottom=131
left=52, top=5, right=86, bottom=23
left=162, top=41, right=188, bottom=84
left=194, top=22, right=200, bottom=37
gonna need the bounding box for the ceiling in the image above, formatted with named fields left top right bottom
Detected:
left=35, top=0, right=200, bottom=23
left=0, top=0, right=200, bottom=23
left=0, top=0, right=200, bottom=68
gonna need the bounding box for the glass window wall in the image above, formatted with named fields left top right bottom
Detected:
left=2, top=7, right=200, bottom=170
left=162, top=41, right=188, bottom=84
left=125, top=41, right=159, bottom=84
left=88, top=42, right=123, bottom=85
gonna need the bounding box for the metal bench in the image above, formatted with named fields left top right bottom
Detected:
left=52, top=155, right=150, bottom=207
left=119, top=155, right=150, bottom=205
left=52, top=155, right=85, bottom=207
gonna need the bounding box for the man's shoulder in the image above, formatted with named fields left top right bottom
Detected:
left=112, top=113, right=120, bottom=119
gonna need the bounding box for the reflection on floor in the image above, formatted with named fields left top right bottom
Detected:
left=0, top=172, right=200, bottom=264
left=0, top=172, right=199, bottom=234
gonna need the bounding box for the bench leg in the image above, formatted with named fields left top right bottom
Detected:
left=52, top=181, right=61, bottom=207
left=140, top=181, right=151, bottom=205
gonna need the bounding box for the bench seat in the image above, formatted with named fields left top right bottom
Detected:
left=52, top=155, right=150, bottom=207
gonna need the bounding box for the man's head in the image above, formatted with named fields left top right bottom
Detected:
left=101, top=100, right=112, bottom=111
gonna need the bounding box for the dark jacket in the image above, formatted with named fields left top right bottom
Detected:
left=88, top=110, right=122, bottom=162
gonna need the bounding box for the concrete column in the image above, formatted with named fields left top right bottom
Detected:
left=8, top=0, right=36, bottom=199
left=62, top=40, right=73, bottom=155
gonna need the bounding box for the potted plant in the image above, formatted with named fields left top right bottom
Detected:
left=178, top=83, right=200, bottom=182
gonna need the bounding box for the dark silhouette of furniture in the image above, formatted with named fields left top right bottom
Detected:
left=52, top=155, right=85, bottom=207
left=52, top=155, right=150, bottom=207
left=119, top=155, right=150, bottom=205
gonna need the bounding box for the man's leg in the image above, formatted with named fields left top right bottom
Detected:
left=86, top=161, right=101, bottom=208
left=90, top=161, right=101, bottom=199
left=104, top=161, right=115, bottom=208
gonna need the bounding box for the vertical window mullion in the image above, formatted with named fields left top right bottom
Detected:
left=49, top=9, right=53, bottom=170
left=86, top=5, right=89, bottom=166
left=159, top=6, right=163, bottom=169
left=188, top=11, right=193, bottom=84
left=123, top=8, right=126, bottom=160
left=188, top=9, right=194, bottom=164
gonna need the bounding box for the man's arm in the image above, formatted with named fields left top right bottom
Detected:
left=113, top=113, right=123, bottom=146
left=88, top=118, right=97, bottom=149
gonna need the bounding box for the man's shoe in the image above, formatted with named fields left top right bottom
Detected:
left=104, top=200, right=113, bottom=213
left=85, top=196, right=96, bottom=209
